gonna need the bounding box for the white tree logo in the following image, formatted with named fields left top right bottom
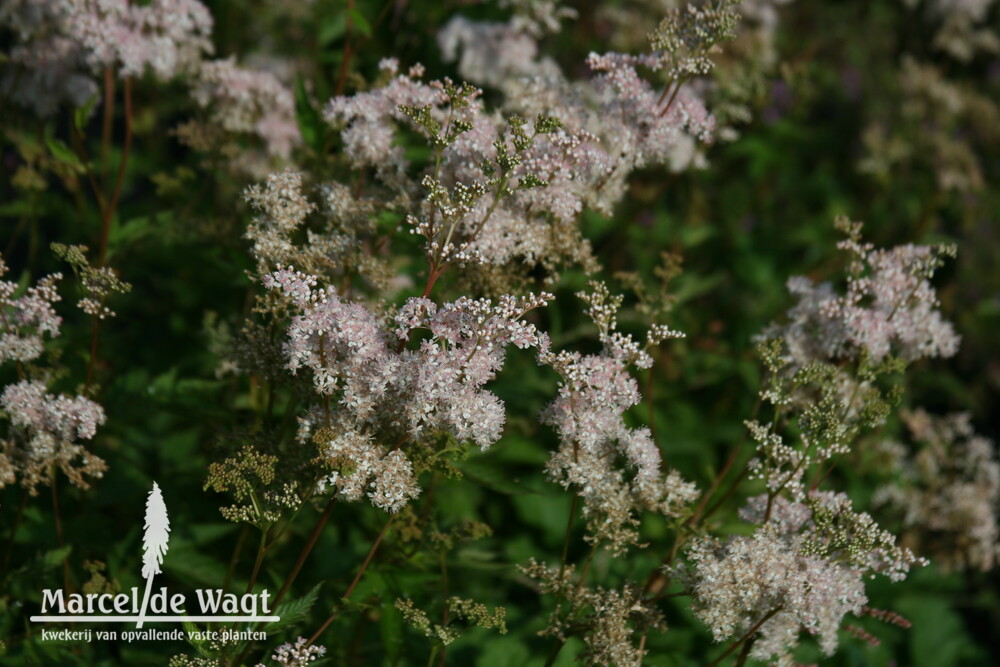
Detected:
left=31, top=480, right=279, bottom=627
left=136, top=481, right=170, bottom=628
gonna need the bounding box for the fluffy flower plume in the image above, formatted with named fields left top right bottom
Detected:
left=764, top=218, right=960, bottom=365
left=874, top=409, right=1000, bottom=572
left=1, top=254, right=108, bottom=494
left=540, top=283, right=693, bottom=553
left=320, top=9, right=727, bottom=288
left=679, top=491, right=924, bottom=663
left=263, top=637, right=326, bottom=666
left=265, top=266, right=551, bottom=511
left=1, top=0, right=212, bottom=115
left=180, top=57, right=301, bottom=170
left=1, top=256, right=62, bottom=364
left=0, top=380, right=107, bottom=494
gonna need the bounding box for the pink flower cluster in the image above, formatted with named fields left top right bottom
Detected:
left=325, top=60, right=448, bottom=170
left=684, top=525, right=866, bottom=661
left=540, top=284, right=693, bottom=553
left=70, top=0, right=213, bottom=79
left=1, top=253, right=108, bottom=493
left=265, top=266, right=552, bottom=511
left=766, top=225, right=960, bottom=364
left=1, top=380, right=107, bottom=493
left=875, top=409, right=1000, bottom=572
left=191, top=58, right=301, bottom=160
left=681, top=490, right=924, bottom=662
left=0, top=257, right=62, bottom=364
left=323, top=20, right=721, bottom=278
left=1, top=0, right=212, bottom=115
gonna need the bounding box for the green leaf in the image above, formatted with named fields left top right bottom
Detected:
left=268, top=582, right=323, bottom=632
left=475, top=636, right=530, bottom=667
left=186, top=523, right=237, bottom=545
left=295, top=77, right=322, bottom=151
left=897, top=595, right=984, bottom=667
left=107, top=215, right=155, bottom=256
left=347, top=8, right=371, bottom=37
left=161, top=545, right=228, bottom=588
left=74, top=93, right=100, bottom=132
left=44, top=135, right=84, bottom=172
left=181, top=619, right=213, bottom=657
left=41, top=545, right=73, bottom=571
left=318, top=13, right=346, bottom=46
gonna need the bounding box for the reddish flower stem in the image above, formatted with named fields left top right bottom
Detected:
left=706, top=607, right=781, bottom=667
left=270, top=496, right=338, bottom=609
left=335, top=0, right=356, bottom=96
left=98, top=77, right=132, bottom=266
left=306, top=516, right=393, bottom=646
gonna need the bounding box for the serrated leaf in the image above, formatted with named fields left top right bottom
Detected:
left=268, top=582, right=323, bottom=632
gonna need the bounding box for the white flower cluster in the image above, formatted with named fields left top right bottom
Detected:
left=1, top=254, right=108, bottom=494
left=1, top=0, right=212, bottom=115
left=0, top=256, right=62, bottom=364
left=1, top=380, right=106, bottom=494
left=540, top=283, right=693, bottom=553
left=191, top=58, right=301, bottom=160
left=874, top=409, right=1000, bottom=572
left=262, top=637, right=326, bottom=667
left=681, top=491, right=924, bottom=663
left=765, top=221, right=960, bottom=365
left=265, top=267, right=552, bottom=512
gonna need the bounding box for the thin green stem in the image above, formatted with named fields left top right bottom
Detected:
left=334, top=0, right=356, bottom=96
left=659, top=76, right=690, bottom=117
left=98, top=77, right=133, bottom=266
left=557, top=494, right=579, bottom=584
left=734, top=634, right=758, bottom=667
left=426, top=645, right=440, bottom=667
left=438, top=549, right=450, bottom=667
left=271, top=496, right=337, bottom=610
left=100, top=67, right=115, bottom=177
left=51, top=475, right=71, bottom=592
left=701, top=466, right=749, bottom=524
